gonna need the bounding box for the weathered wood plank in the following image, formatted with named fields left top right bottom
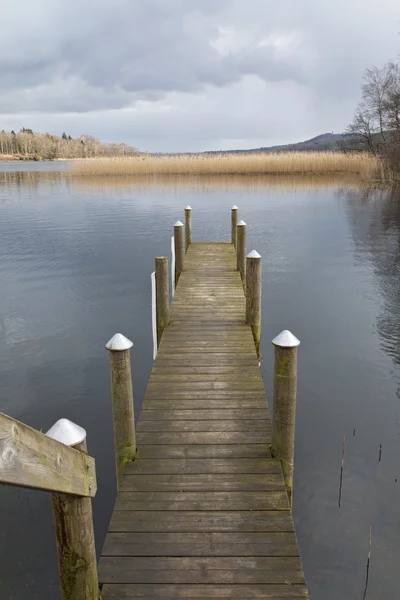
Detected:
left=139, top=409, right=269, bottom=421
left=136, top=420, right=270, bottom=433
left=136, top=432, right=270, bottom=445
left=124, top=458, right=281, bottom=475
left=101, top=531, right=299, bottom=557
left=0, top=412, right=96, bottom=497
left=98, top=556, right=305, bottom=584
left=120, top=473, right=284, bottom=492
left=140, top=399, right=267, bottom=410
left=114, top=491, right=288, bottom=511
left=101, top=583, right=309, bottom=598
left=136, top=444, right=271, bottom=459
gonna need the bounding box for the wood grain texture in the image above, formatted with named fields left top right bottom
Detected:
left=0, top=412, right=96, bottom=497
left=99, top=242, right=307, bottom=598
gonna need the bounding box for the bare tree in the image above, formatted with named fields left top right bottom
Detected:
left=346, top=103, right=378, bottom=155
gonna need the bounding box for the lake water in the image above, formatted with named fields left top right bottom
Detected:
left=1, top=163, right=400, bottom=599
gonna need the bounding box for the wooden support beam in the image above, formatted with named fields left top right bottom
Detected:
left=0, top=413, right=96, bottom=497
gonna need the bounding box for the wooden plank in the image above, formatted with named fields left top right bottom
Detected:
left=98, top=556, right=305, bottom=584
left=114, top=491, right=288, bottom=511
left=136, top=432, right=270, bottom=445
left=101, top=531, right=299, bottom=557
left=120, top=474, right=284, bottom=492
left=0, top=412, right=97, bottom=497
left=101, top=583, right=309, bottom=598
left=140, top=399, right=267, bottom=409
left=139, top=409, right=269, bottom=421
left=124, top=458, right=281, bottom=475
left=136, top=444, right=271, bottom=459
left=137, top=420, right=269, bottom=433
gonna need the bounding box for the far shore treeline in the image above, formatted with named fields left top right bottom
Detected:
left=0, top=129, right=138, bottom=161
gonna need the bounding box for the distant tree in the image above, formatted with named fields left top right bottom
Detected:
left=62, top=132, right=68, bottom=140
left=346, top=60, right=400, bottom=172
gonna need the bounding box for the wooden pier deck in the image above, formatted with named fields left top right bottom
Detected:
left=99, top=242, right=308, bottom=599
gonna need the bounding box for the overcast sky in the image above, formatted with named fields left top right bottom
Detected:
left=0, top=0, right=399, bottom=152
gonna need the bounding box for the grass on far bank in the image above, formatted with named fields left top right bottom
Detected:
left=70, top=151, right=386, bottom=181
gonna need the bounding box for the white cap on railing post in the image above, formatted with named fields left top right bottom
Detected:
left=271, top=329, right=300, bottom=506
left=46, top=418, right=87, bottom=447
left=105, top=333, right=134, bottom=351
left=185, top=205, right=192, bottom=210
left=272, top=330, right=300, bottom=348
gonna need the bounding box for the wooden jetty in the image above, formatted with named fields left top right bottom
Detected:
left=0, top=208, right=307, bottom=599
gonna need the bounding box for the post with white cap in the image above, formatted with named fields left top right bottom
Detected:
left=271, top=330, right=300, bottom=506
left=46, top=419, right=99, bottom=600
left=174, top=221, right=185, bottom=287
left=155, top=256, right=169, bottom=346
left=246, top=250, right=262, bottom=357
left=236, top=220, right=246, bottom=288
left=184, top=205, right=192, bottom=252
left=231, top=205, right=238, bottom=248
left=105, top=333, right=136, bottom=491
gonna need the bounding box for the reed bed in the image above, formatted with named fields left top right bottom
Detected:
left=70, top=151, right=383, bottom=180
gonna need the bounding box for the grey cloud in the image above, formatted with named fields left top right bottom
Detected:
left=0, top=0, right=309, bottom=113
left=0, top=0, right=399, bottom=151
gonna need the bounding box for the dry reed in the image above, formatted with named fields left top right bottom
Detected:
left=70, top=151, right=383, bottom=180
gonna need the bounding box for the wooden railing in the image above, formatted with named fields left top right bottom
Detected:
left=0, top=413, right=99, bottom=599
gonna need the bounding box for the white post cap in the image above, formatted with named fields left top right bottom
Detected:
left=46, top=418, right=86, bottom=447
left=247, top=250, right=261, bottom=259
left=185, top=205, right=192, bottom=210
left=174, top=221, right=184, bottom=227
left=272, top=330, right=300, bottom=348
left=105, top=333, right=133, bottom=351
left=237, top=220, right=246, bottom=226
left=231, top=205, right=238, bottom=210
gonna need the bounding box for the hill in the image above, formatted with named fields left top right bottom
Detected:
left=203, top=133, right=359, bottom=154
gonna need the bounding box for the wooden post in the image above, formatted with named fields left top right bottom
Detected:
left=105, top=333, right=136, bottom=491
left=174, top=220, right=185, bottom=287
left=236, top=220, right=246, bottom=287
left=46, top=419, right=99, bottom=600
left=184, top=206, right=192, bottom=252
left=246, top=250, right=262, bottom=357
left=231, top=205, right=238, bottom=248
left=155, top=256, right=169, bottom=346
left=271, top=330, right=300, bottom=506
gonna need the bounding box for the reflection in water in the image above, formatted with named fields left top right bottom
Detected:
left=1, top=166, right=400, bottom=600
left=345, top=185, right=400, bottom=369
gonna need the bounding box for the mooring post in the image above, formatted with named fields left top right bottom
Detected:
left=236, top=220, right=246, bottom=287
left=246, top=250, right=262, bottom=357
left=46, top=419, right=99, bottom=600
left=184, top=206, right=192, bottom=252
left=231, top=205, right=238, bottom=248
left=155, top=256, right=169, bottom=346
left=105, top=333, right=136, bottom=491
left=174, top=220, right=185, bottom=286
left=271, top=329, right=300, bottom=506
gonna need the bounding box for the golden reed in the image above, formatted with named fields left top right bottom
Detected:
left=70, top=151, right=383, bottom=180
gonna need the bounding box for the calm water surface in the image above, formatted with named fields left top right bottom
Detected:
left=1, top=163, right=400, bottom=599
